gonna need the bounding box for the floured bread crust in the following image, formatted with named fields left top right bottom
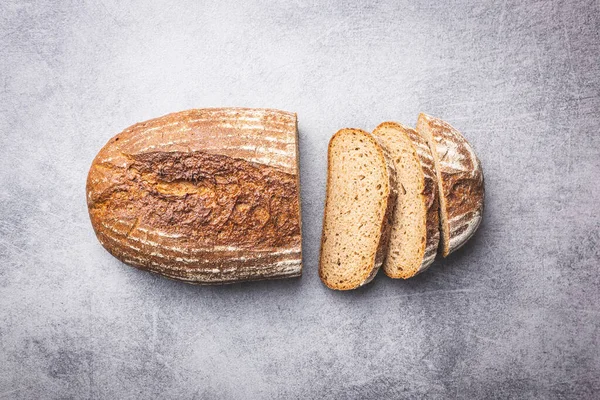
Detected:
left=417, top=113, right=484, bottom=257
left=319, top=129, right=397, bottom=290
left=87, top=108, right=302, bottom=284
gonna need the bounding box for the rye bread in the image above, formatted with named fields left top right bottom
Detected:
left=319, top=128, right=397, bottom=290
left=86, top=108, right=303, bottom=284
left=373, top=122, right=440, bottom=278
left=416, top=113, right=484, bottom=257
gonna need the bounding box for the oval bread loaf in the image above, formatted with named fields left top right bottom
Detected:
left=86, top=108, right=303, bottom=284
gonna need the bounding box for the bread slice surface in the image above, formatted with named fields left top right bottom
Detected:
left=416, top=113, right=484, bottom=257
left=319, top=128, right=396, bottom=290
left=373, top=122, right=440, bottom=278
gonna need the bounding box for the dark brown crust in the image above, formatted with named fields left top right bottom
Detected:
left=318, top=128, right=397, bottom=290
left=417, top=113, right=484, bottom=257
left=86, top=108, right=302, bottom=284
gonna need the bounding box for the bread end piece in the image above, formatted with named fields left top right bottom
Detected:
left=416, top=113, right=484, bottom=257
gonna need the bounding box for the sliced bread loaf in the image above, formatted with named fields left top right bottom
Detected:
left=319, top=128, right=397, bottom=290
left=373, top=122, right=440, bottom=278
left=416, top=113, right=484, bottom=257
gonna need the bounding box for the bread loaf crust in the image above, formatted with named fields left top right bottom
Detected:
left=417, top=113, right=484, bottom=257
left=319, top=129, right=397, bottom=289
left=374, top=122, right=439, bottom=277
left=87, top=108, right=302, bottom=284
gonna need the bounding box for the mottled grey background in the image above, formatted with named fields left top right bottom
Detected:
left=1, top=0, right=599, bottom=399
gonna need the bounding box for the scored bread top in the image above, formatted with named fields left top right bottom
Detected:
left=416, top=113, right=484, bottom=257
left=373, top=122, right=440, bottom=278
left=319, top=128, right=397, bottom=290
left=86, top=108, right=302, bottom=284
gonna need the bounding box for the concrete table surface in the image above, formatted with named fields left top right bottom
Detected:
left=1, top=1, right=599, bottom=398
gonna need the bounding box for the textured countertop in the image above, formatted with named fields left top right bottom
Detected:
left=1, top=1, right=599, bottom=398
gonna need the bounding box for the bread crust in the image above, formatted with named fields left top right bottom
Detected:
left=417, top=113, right=484, bottom=257
left=319, top=128, right=397, bottom=290
left=374, top=122, right=440, bottom=278
left=86, top=108, right=302, bottom=284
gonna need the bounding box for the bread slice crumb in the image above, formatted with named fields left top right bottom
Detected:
left=319, top=128, right=397, bottom=290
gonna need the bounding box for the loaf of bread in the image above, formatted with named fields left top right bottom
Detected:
left=319, top=129, right=397, bottom=290
left=86, top=108, right=303, bottom=284
left=373, top=122, right=440, bottom=278
left=416, top=113, right=484, bottom=257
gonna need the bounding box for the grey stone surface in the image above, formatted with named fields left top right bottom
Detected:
left=1, top=0, right=599, bottom=398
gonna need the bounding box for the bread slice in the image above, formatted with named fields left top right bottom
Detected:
left=373, top=122, right=440, bottom=278
left=416, top=113, right=484, bottom=257
left=319, top=128, right=397, bottom=290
